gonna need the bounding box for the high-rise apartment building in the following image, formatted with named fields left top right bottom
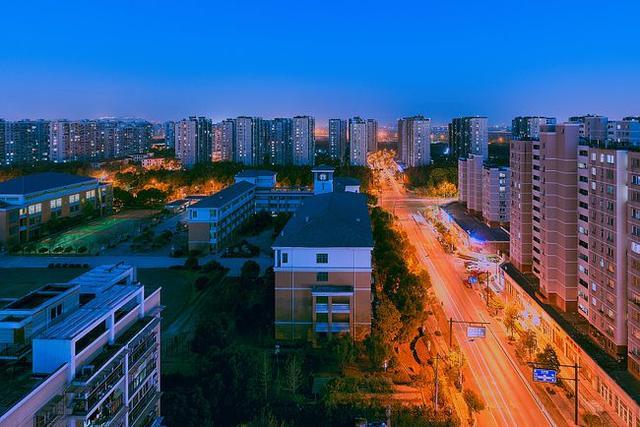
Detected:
left=163, top=121, right=175, bottom=148
left=328, top=119, right=347, bottom=163
left=627, top=151, right=640, bottom=378
left=511, top=116, right=556, bottom=140
left=366, top=119, right=378, bottom=153
left=349, top=117, right=368, bottom=166
left=292, top=116, right=315, bottom=165
left=570, top=115, right=609, bottom=141
left=532, top=123, right=580, bottom=311
left=5, top=120, right=50, bottom=165
left=608, top=117, right=640, bottom=145
left=235, top=117, right=266, bottom=166
left=509, top=138, right=534, bottom=273
left=267, top=118, right=293, bottom=166
left=397, top=116, right=431, bottom=167
left=220, top=119, right=235, bottom=162
left=482, top=164, right=510, bottom=226
left=576, top=145, right=629, bottom=359
left=448, top=116, right=488, bottom=160
left=458, top=155, right=484, bottom=214
left=175, top=116, right=213, bottom=167
left=0, top=119, right=6, bottom=165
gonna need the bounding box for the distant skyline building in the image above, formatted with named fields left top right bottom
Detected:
left=0, top=119, right=6, bottom=165
left=292, top=116, right=315, bottom=165
left=448, top=116, right=488, bottom=160
left=366, top=118, right=378, bottom=152
left=328, top=119, right=348, bottom=163
left=6, top=120, right=49, bottom=165
left=220, top=119, right=235, bottom=162
left=348, top=117, right=368, bottom=166
left=235, top=116, right=259, bottom=166
left=267, top=118, right=293, bottom=166
left=511, top=116, right=556, bottom=140
left=397, top=115, right=431, bottom=167
left=163, top=120, right=176, bottom=148
left=570, top=115, right=609, bottom=141
left=174, top=116, right=213, bottom=167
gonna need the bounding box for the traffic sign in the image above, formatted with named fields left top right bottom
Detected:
left=533, top=368, right=557, bottom=383
left=466, top=326, right=486, bottom=338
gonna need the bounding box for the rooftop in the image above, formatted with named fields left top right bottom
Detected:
left=273, top=192, right=373, bottom=248
left=501, top=262, right=640, bottom=405
left=442, top=202, right=509, bottom=242
left=235, top=169, right=277, bottom=178
left=37, top=284, right=140, bottom=340
left=0, top=173, right=97, bottom=196
left=1, top=284, right=77, bottom=311
left=311, top=164, right=335, bottom=172
left=67, top=262, right=135, bottom=293
left=191, top=181, right=255, bottom=209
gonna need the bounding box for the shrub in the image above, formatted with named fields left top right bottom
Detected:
left=184, top=256, right=199, bottom=270
left=39, top=247, right=49, bottom=254
left=463, top=389, right=486, bottom=414
left=77, top=246, right=88, bottom=254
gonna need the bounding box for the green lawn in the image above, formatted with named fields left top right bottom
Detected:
left=0, top=267, right=197, bottom=332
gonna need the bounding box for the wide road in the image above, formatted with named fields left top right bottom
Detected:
left=376, top=163, right=557, bottom=427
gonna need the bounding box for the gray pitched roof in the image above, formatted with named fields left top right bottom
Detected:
left=191, top=181, right=255, bottom=209
left=0, top=173, right=97, bottom=195
left=273, top=192, right=373, bottom=248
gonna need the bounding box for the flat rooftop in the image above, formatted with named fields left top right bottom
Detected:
left=274, top=192, right=373, bottom=248
left=0, top=172, right=97, bottom=196
left=191, top=181, right=255, bottom=209
left=68, top=263, right=134, bottom=292
left=1, top=284, right=77, bottom=311
left=442, top=202, right=509, bottom=243
left=38, top=284, right=140, bottom=340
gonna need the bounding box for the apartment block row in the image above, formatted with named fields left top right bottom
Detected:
left=0, top=263, right=162, bottom=427
left=0, top=172, right=112, bottom=249
left=0, top=119, right=155, bottom=166
left=508, top=116, right=640, bottom=379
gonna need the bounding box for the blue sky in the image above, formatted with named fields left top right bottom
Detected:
left=1, top=0, right=639, bottom=125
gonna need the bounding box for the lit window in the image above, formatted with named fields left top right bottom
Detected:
left=28, top=203, right=42, bottom=214
left=69, top=194, right=80, bottom=203
left=50, top=198, right=62, bottom=209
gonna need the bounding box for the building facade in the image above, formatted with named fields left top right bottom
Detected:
left=448, top=116, right=488, bottom=160
left=349, top=117, right=368, bottom=166
left=511, top=116, right=556, bottom=141
left=174, top=117, right=212, bottom=167
left=366, top=119, right=378, bottom=153
left=292, top=116, right=315, bottom=166
left=482, top=164, right=510, bottom=226
left=398, top=116, right=431, bottom=167
left=328, top=119, right=347, bottom=163
left=267, top=118, right=293, bottom=166
left=187, top=181, right=256, bottom=251
left=0, top=264, right=162, bottom=427
left=0, top=173, right=112, bottom=247
left=5, top=120, right=50, bottom=165
left=273, top=192, right=373, bottom=342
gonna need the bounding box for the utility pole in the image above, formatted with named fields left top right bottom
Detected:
left=574, top=362, right=579, bottom=426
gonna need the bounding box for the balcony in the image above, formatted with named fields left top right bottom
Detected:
left=129, top=389, right=161, bottom=427
left=34, top=395, right=65, bottom=427
left=69, top=348, right=126, bottom=416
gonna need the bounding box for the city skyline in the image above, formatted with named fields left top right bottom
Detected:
left=2, top=1, right=640, bottom=124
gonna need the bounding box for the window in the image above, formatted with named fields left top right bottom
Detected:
left=69, top=194, right=80, bottom=203
left=281, top=252, right=288, bottom=264
left=50, top=304, right=62, bottom=320
left=50, top=198, right=62, bottom=209
left=28, top=203, right=42, bottom=214
left=189, top=210, right=198, bottom=219
left=86, top=189, right=96, bottom=199
left=632, top=242, right=640, bottom=255
left=316, top=253, right=328, bottom=264
left=316, top=272, right=328, bottom=282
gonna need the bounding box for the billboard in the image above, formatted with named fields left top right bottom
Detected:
left=466, top=326, right=486, bottom=338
